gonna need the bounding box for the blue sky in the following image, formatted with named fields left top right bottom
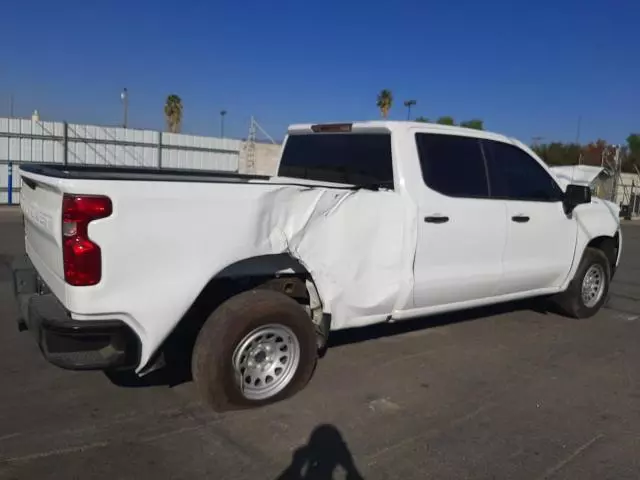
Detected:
left=2, top=0, right=639, bottom=144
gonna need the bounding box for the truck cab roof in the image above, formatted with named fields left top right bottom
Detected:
left=287, top=120, right=517, bottom=145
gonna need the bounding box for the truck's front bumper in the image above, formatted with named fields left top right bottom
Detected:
left=11, top=254, right=140, bottom=371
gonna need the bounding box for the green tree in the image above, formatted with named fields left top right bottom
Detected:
left=436, top=116, right=455, bottom=126
left=460, top=119, right=484, bottom=130
left=164, top=94, right=183, bottom=133
left=582, top=139, right=611, bottom=167
left=530, top=139, right=640, bottom=172
left=414, top=116, right=429, bottom=123
left=627, top=134, right=640, bottom=160
left=533, top=142, right=581, bottom=166
left=376, top=90, right=393, bottom=119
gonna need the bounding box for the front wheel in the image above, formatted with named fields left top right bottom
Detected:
left=192, top=289, right=318, bottom=412
left=553, top=247, right=611, bottom=319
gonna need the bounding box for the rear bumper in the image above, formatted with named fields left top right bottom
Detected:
left=11, top=254, right=140, bottom=371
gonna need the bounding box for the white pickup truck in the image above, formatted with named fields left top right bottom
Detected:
left=11, top=121, right=622, bottom=411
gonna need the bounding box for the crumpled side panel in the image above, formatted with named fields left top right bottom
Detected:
left=252, top=186, right=417, bottom=329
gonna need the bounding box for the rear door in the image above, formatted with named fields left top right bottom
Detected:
left=412, top=133, right=509, bottom=307
left=482, top=139, right=577, bottom=294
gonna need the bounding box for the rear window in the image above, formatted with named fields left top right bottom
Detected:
left=415, top=133, right=489, bottom=198
left=278, top=133, right=394, bottom=187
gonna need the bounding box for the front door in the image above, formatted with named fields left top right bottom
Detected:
left=482, top=139, right=577, bottom=294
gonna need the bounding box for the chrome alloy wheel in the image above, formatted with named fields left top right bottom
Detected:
left=581, top=264, right=606, bottom=308
left=232, top=324, right=301, bottom=401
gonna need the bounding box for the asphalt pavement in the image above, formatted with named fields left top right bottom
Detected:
left=1, top=207, right=639, bottom=479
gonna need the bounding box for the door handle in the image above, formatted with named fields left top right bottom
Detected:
left=511, top=215, right=530, bottom=223
left=424, top=215, right=449, bottom=224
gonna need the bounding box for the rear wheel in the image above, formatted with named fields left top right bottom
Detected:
left=192, top=289, right=318, bottom=411
left=553, top=247, right=611, bottom=318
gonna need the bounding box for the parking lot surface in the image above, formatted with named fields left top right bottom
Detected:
left=1, top=207, right=640, bottom=479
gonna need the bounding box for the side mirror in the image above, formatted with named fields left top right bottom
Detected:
left=563, top=184, right=591, bottom=214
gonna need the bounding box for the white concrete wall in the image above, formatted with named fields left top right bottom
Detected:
left=0, top=118, right=244, bottom=204
left=1, top=116, right=290, bottom=204
left=0, top=119, right=240, bottom=170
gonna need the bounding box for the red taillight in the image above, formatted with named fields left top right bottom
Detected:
left=62, top=194, right=112, bottom=286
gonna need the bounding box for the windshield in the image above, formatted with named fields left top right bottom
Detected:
left=278, top=133, right=394, bottom=187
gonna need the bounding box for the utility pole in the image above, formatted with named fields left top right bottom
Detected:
left=404, top=100, right=416, bottom=120
left=8, top=95, right=13, bottom=205
left=246, top=117, right=256, bottom=173
left=121, top=88, right=129, bottom=128
left=610, top=145, right=621, bottom=203
left=220, top=110, right=227, bottom=138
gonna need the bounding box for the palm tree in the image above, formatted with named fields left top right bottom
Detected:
left=376, top=90, right=393, bottom=119
left=164, top=94, right=183, bottom=133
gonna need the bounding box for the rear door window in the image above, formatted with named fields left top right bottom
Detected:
left=415, top=133, right=489, bottom=198
left=278, top=133, right=393, bottom=187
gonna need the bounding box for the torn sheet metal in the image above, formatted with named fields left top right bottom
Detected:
left=256, top=186, right=418, bottom=330
left=550, top=165, right=606, bottom=187
left=71, top=179, right=418, bottom=370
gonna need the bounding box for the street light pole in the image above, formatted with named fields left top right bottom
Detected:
left=220, top=110, right=227, bottom=138
left=403, top=100, right=417, bottom=120
left=121, top=88, right=129, bottom=128
left=8, top=94, right=14, bottom=205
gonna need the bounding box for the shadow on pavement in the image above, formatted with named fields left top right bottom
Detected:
left=104, top=282, right=232, bottom=389
left=276, top=424, right=364, bottom=480
left=326, top=297, right=552, bottom=351
left=106, top=297, right=554, bottom=388
left=0, top=254, right=13, bottom=283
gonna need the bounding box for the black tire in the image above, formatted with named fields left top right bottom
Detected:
left=192, top=289, right=318, bottom=412
left=553, top=247, right=611, bottom=319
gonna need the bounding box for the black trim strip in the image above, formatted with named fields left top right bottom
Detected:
left=14, top=164, right=385, bottom=192
left=18, top=163, right=270, bottom=183
left=478, top=138, right=492, bottom=196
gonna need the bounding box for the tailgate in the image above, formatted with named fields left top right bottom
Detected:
left=19, top=171, right=66, bottom=300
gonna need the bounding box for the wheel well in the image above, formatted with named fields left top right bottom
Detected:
left=587, top=233, right=619, bottom=276
left=147, top=255, right=326, bottom=374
